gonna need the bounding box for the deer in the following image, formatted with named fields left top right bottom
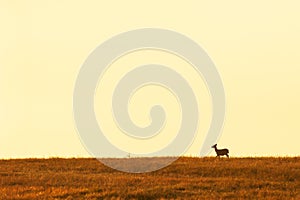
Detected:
left=211, top=144, right=229, bottom=158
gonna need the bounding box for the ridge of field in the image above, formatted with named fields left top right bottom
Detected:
left=0, top=157, right=299, bottom=199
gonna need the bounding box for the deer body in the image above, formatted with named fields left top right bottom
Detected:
left=212, top=144, right=229, bottom=157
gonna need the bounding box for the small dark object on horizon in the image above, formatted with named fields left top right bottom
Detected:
left=212, top=144, right=229, bottom=157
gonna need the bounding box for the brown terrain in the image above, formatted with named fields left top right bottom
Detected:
left=0, top=157, right=299, bottom=199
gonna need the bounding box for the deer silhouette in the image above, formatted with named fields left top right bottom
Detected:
left=212, top=144, right=229, bottom=158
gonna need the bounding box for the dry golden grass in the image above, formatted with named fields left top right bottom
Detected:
left=0, top=157, right=299, bottom=199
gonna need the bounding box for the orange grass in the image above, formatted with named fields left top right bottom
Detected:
left=0, top=157, right=299, bottom=199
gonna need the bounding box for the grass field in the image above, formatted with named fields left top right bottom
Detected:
left=0, top=157, right=299, bottom=199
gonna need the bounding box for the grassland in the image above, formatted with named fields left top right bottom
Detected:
left=0, top=157, right=299, bottom=199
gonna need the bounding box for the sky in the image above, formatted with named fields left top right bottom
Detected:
left=0, top=1, right=299, bottom=158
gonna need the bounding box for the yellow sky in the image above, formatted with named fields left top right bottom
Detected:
left=0, top=1, right=299, bottom=158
